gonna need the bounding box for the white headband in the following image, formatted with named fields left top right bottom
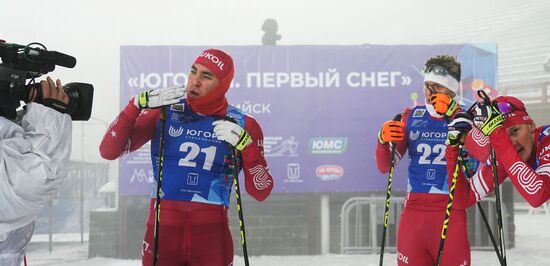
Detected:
left=423, top=72, right=460, bottom=93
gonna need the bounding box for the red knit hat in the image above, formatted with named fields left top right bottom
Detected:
left=494, top=96, right=533, bottom=127
left=187, top=48, right=234, bottom=115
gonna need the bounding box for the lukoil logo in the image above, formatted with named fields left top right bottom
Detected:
left=309, top=137, right=348, bottom=154
left=316, top=165, right=344, bottom=180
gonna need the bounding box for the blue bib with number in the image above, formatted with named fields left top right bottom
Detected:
left=150, top=100, right=246, bottom=206
left=406, top=106, right=449, bottom=194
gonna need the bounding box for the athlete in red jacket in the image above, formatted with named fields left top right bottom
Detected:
left=447, top=95, right=550, bottom=209
left=376, top=55, right=470, bottom=265
left=100, top=49, right=273, bottom=266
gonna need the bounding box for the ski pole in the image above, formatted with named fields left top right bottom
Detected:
left=379, top=113, right=402, bottom=266
left=460, top=156, right=504, bottom=265
left=152, top=107, right=167, bottom=266
left=225, top=117, right=250, bottom=266
left=477, top=90, right=507, bottom=265
left=435, top=146, right=462, bottom=265
left=489, top=148, right=507, bottom=265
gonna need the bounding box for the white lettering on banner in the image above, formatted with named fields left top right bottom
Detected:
left=346, top=71, right=405, bottom=88
left=249, top=165, right=272, bottom=190
left=127, top=72, right=188, bottom=89
left=510, top=162, right=543, bottom=195
left=246, top=70, right=340, bottom=88
left=290, top=72, right=304, bottom=87
left=313, top=139, right=343, bottom=150
left=200, top=52, right=225, bottom=70
left=236, top=101, right=272, bottom=114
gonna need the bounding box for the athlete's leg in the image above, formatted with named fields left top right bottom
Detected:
left=142, top=209, right=188, bottom=266
left=189, top=208, right=233, bottom=266
left=396, top=208, right=432, bottom=265
left=437, top=210, right=471, bottom=266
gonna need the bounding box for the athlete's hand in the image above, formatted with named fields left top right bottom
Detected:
left=378, top=115, right=404, bottom=144
left=212, top=120, right=252, bottom=151
left=430, top=93, right=458, bottom=117
left=447, top=112, right=473, bottom=146
left=133, top=85, right=186, bottom=109
left=470, top=101, right=504, bottom=136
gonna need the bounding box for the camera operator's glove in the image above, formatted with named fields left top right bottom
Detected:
left=447, top=112, right=473, bottom=146
left=378, top=119, right=404, bottom=144
left=430, top=93, right=458, bottom=117
left=133, top=85, right=185, bottom=109
left=212, top=120, right=252, bottom=151
left=470, top=101, right=504, bottom=136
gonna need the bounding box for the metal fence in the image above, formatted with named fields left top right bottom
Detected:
left=340, top=196, right=509, bottom=254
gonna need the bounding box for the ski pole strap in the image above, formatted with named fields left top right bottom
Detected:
left=235, top=130, right=252, bottom=151
left=137, top=90, right=149, bottom=109
left=445, top=98, right=458, bottom=117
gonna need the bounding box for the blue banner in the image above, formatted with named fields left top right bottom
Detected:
left=119, top=44, right=497, bottom=195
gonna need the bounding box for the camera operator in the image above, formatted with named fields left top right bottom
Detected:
left=0, top=76, right=72, bottom=266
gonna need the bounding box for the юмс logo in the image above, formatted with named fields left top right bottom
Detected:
left=308, top=137, right=347, bottom=154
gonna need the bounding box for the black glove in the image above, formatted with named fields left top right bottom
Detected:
left=41, top=98, right=70, bottom=114
left=447, top=112, right=473, bottom=146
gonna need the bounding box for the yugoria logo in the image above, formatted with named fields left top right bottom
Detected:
left=185, top=129, right=217, bottom=139
left=169, top=125, right=184, bottom=137
left=309, top=137, right=348, bottom=154
left=410, top=130, right=420, bottom=140
left=421, top=131, right=447, bottom=139
left=315, top=165, right=344, bottom=180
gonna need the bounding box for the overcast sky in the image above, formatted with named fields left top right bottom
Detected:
left=0, top=0, right=528, bottom=162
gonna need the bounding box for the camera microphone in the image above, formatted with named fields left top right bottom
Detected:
left=26, top=48, right=77, bottom=68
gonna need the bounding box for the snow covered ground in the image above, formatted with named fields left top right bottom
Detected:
left=25, top=213, right=548, bottom=266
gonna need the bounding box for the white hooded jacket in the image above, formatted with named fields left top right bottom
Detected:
left=0, top=103, right=72, bottom=237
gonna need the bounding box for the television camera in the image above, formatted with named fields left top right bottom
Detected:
left=0, top=40, right=93, bottom=120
